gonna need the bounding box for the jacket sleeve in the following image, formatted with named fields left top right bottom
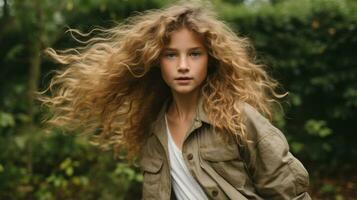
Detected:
left=241, top=103, right=311, bottom=200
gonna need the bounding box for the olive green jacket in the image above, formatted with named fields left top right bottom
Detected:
left=139, top=97, right=311, bottom=200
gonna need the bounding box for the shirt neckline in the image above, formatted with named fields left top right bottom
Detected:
left=165, top=113, right=182, bottom=153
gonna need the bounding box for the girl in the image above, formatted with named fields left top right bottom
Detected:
left=38, top=0, right=311, bottom=199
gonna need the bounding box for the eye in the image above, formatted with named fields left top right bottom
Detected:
left=190, top=51, right=202, bottom=57
left=164, top=52, right=177, bottom=59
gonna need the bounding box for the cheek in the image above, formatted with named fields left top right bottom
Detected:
left=160, top=61, right=172, bottom=81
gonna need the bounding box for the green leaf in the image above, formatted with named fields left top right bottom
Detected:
left=291, top=142, right=304, bottom=153
left=136, top=174, right=143, bottom=182
left=65, top=167, right=73, bottom=176
left=4, top=45, right=24, bottom=60
left=320, top=183, right=337, bottom=194
left=290, top=93, right=302, bottom=106
left=0, top=164, right=4, bottom=173
left=16, top=113, right=32, bottom=123
left=335, top=194, right=344, bottom=200
left=304, top=119, right=333, bottom=138
left=0, top=112, right=16, bottom=128
left=14, top=136, right=27, bottom=150
left=60, top=158, right=72, bottom=170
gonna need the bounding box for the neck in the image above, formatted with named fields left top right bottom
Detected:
left=167, top=89, right=200, bottom=122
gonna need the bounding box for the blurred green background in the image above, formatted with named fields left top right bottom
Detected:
left=1, top=0, right=356, bottom=199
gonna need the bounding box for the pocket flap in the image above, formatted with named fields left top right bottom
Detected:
left=200, top=145, right=240, bottom=162
left=140, top=157, right=163, bottom=173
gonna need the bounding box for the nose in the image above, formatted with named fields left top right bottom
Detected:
left=178, top=56, right=189, bottom=72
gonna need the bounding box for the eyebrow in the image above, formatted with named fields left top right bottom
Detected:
left=162, top=47, right=204, bottom=51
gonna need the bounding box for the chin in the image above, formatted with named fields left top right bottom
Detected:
left=172, top=86, right=198, bottom=94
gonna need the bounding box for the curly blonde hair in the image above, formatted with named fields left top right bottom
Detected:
left=37, top=0, right=286, bottom=161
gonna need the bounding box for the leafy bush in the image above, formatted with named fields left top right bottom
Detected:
left=0, top=125, right=142, bottom=200
left=217, top=0, right=357, bottom=171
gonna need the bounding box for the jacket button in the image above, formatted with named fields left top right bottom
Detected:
left=187, top=153, right=193, bottom=160
left=212, top=190, right=218, bottom=197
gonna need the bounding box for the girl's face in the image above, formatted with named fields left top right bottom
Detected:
left=160, top=27, right=208, bottom=95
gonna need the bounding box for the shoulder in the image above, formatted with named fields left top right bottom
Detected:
left=241, top=102, right=271, bottom=131
left=239, top=102, right=288, bottom=147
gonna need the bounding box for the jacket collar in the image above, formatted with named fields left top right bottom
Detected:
left=196, top=95, right=210, bottom=124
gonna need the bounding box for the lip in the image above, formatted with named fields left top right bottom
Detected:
left=175, top=77, right=193, bottom=84
left=175, top=77, right=193, bottom=80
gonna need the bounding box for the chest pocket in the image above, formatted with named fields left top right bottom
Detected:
left=140, top=156, right=164, bottom=199
left=199, top=132, right=248, bottom=189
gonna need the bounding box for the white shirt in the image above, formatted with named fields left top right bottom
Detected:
left=165, top=114, right=209, bottom=200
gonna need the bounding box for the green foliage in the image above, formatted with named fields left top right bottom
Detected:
left=0, top=127, right=142, bottom=200
left=0, top=112, right=15, bottom=128
left=218, top=0, right=357, bottom=168
left=304, top=119, right=332, bottom=138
